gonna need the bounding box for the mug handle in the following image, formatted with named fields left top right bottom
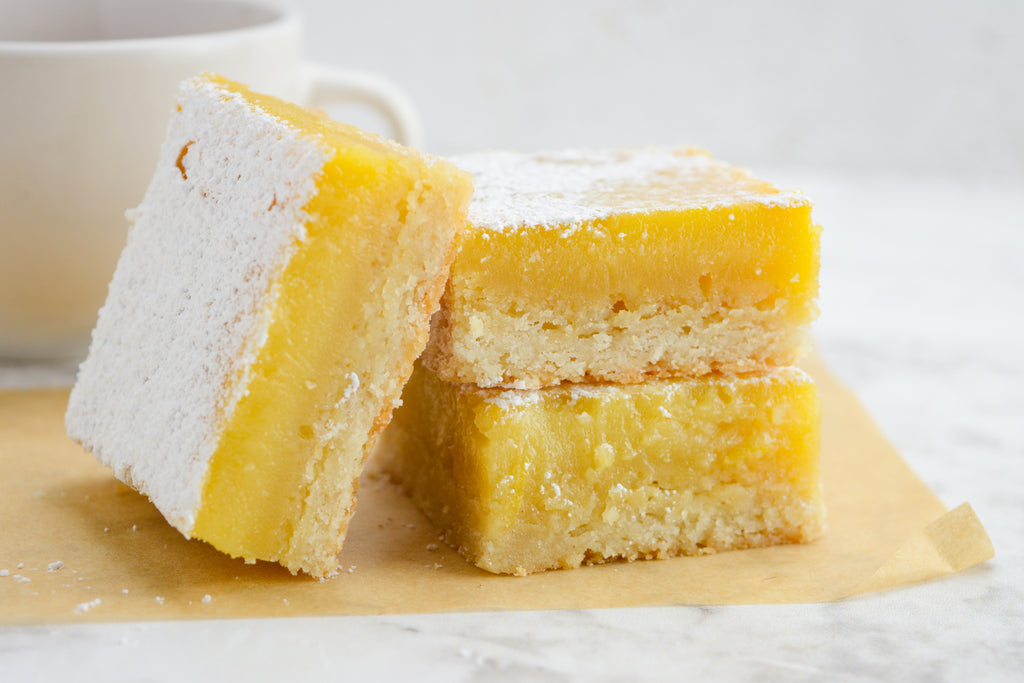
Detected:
left=300, top=63, right=424, bottom=148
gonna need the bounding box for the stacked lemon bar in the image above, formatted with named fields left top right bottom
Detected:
left=380, top=147, right=825, bottom=575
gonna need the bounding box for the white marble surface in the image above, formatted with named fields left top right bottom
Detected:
left=2, top=172, right=1021, bottom=679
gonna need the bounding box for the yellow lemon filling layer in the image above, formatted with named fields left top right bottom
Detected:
left=381, top=362, right=824, bottom=575
left=455, top=202, right=818, bottom=318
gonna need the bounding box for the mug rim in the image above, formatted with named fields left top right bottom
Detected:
left=0, top=0, right=299, bottom=54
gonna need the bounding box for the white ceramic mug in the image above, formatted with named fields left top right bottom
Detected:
left=0, top=0, right=423, bottom=359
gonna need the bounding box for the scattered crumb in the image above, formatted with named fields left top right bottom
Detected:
left=47, top=561, right=65, bottom=572
left=14, top=575, right=30, bottom=583
left=122, top=589, right=129, bottom=594
left=426, top=543, right=440, bottom=551
left=154, top=596, right=165, bottom=605
left=131, top=524, right=138, bottom=532
left=202, top=594, right=212, bottom=604
left=282, top=598, right=289, bottom=605
left=342, top=372, right=360, bottom=400
left=104, top=527, right=110, bottom=532
left=0, top=570, right=8, bottom=577
left=433, top=563, right=443, bottom=570
left=347, top=566, right=356, bottom=573
left=17, top=563, right=23, bottom=569
left=405, top=523, right=416, bottom=529
left=73, top=598, right=101, bottom=614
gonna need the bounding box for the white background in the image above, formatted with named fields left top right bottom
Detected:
left=290, top=0, right=1024, bottom=178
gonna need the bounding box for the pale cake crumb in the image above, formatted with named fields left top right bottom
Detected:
left=428, top=298, right=813, bottom=389
left=73, top=598, right=101, bottom=614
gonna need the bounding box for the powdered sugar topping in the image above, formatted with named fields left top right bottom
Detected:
left=453, top=147, right=808, bottom=232
left=65, top=76, right=330, bottom=533
left=484, top=388, right=542, bottom=409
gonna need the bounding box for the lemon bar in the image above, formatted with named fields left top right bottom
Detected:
left=423, top=147, right=820, bottom=388
left=379, top=362, right=824, bottom=575
left=65, top=74, right=473, bottom=577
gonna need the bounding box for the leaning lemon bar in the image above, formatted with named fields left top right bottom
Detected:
left=423, top=147, right=820, bottom=388
left=380, top=362, right=824, bottom=576
left=65, top=74, right=473, bottom=577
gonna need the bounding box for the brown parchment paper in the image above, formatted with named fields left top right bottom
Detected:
left=0, top=355, right=993, bottom=624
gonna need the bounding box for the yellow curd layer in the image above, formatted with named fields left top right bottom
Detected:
left=454, top=202, right=819, bottom=321
left=384, top=361, right=824, bottom=574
